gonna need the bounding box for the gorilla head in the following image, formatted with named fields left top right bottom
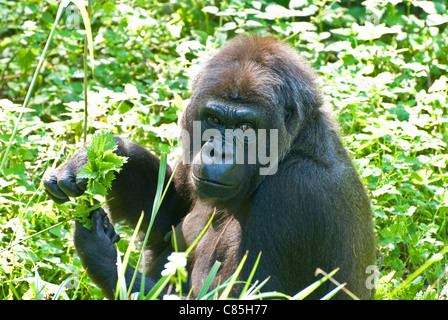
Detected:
left=180, top=36, right=323, bottom=203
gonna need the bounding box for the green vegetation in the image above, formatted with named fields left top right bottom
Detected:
left=78, top=130, right=127, bottom=198
left=0, top=0, right=447, bottom=300
left=73, top=130, right=128, bottom=229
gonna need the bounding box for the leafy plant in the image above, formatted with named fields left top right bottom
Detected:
left=78, top=131, right=127, bottom=197
left=70, top=130, right=127, bottom=228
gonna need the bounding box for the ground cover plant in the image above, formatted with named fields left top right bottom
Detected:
left=0, top=0, right=447, bottom=300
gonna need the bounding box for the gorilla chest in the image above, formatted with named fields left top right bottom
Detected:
left=181, top=208, right=245, bottom=293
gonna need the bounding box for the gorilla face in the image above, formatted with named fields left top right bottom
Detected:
left=189, top=99, right=269, bottom=201
left=179, top=88, right=288, bottom=203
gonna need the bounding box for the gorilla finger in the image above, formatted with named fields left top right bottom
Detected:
left=43, top=175, right=70, bottom=202
left=91, top=208, right=109, bottom=236
left=102, top=215, right=110, bottom=230
left=94, top=207, right=107, bottom=218
left=91, top=207, right=106, bottom=218
left=74, top=220, right=91, bottom=235
left=91, top=210, right=106, bottom=236
left=102, top=216, right=119, bottom=240
left=73, top=220, right=93, bottom=247
left=111, top=232, right=120, bottom=244
left=58, top=172, right=85, bottom=197
left=76, top=177, right=88, bottom=191
left=44, top=188, right=69, bottom=204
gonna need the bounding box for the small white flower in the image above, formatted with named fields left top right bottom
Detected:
left=161, top=252, right=187, bottom=277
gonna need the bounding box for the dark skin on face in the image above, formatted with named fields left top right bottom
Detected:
left=191, top=101, right=266, bottom=201
left=43, top=35, right=376, bottom=300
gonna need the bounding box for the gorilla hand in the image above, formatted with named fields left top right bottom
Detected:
left=74, top=208, right=121, bottom=297
left=43, top=148, right=88, bottom=203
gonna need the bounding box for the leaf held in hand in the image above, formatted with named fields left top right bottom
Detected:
left=75, top=130, right=128, bottom=227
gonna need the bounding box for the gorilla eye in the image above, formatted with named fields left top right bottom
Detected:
left=208, top=116, right=222, bottom=126
left=238, top=123, right=254, bottom=132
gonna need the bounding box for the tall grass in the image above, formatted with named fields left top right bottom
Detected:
left=0, top=1, right=94, bottom=172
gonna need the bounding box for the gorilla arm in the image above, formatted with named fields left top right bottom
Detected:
left=106, top=136, right=191, bottom=240
left=44, top=136, right=190, bottom=241
left=44, top=136, right=192, bottom=298
left=73, top=208, right=162, bottom=299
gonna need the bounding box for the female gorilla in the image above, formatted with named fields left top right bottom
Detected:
left=44, top=35, right=375, bottom=299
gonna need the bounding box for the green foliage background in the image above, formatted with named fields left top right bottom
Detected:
left=0, top=0, right=447, bottom=299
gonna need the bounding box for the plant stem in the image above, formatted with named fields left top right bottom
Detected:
left=83, top=0, right=92, bottom=144
left=0, top=4, right=66, bottom=172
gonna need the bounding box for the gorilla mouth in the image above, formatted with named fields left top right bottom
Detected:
left=191, top=173, right=234, bottom=188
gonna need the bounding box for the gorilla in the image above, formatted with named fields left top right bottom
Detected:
left=44, top=35, right=376, bottom=299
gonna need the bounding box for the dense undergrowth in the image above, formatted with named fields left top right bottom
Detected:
left=0, top=0, right=447, bottom=300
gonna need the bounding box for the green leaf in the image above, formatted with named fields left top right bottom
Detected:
left=89, top=180, right=108, bottom=196
left=84, top=144, right=98, bottom=161
left=102, top=152, right=127, bottom=169
left=72, top=203, right=102, bottom=230
left=78, top=165, right=98, bottom=179
left=99, top=161, right=115, bottom=172
left=197, top=261, right=222, bottom=300
left=101, top=171, right=116, bottom=189
left=79, top=130, right=127, bottom=196
left=426, top=13, right=448, bottom=26
left=91, top=131, right=117, bottom=155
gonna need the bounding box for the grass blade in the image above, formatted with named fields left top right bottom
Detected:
left=53, top=274, right=79, bottom=300
left=219, top=251, right=248, bottom=300
left=115, top=249, right=128, bottom=300
left=290, top=268, right=340, bottom=300
left=123, top=153, right=169, bottom=298
left=239, top=251, right=262, bottom=299
left=320, top=283, right=346, bottom=300
left=197, top=261, right=222, bottom=300
left=113, top=211, right=145, bottom=299
left=185, top=209, right=215, bottom=256
left=240, top=277, right=271, bottom=299
left=245, top=291, right=290, bottom=300
left=0, top=3, right=66, bottom=171
left=34, top=268, right=43, bottom=300
left=70, top=0, right=94, bottom=74
left=386, top=246, right=448, bottom=299
left=144, top=275, right=171, bottom=300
